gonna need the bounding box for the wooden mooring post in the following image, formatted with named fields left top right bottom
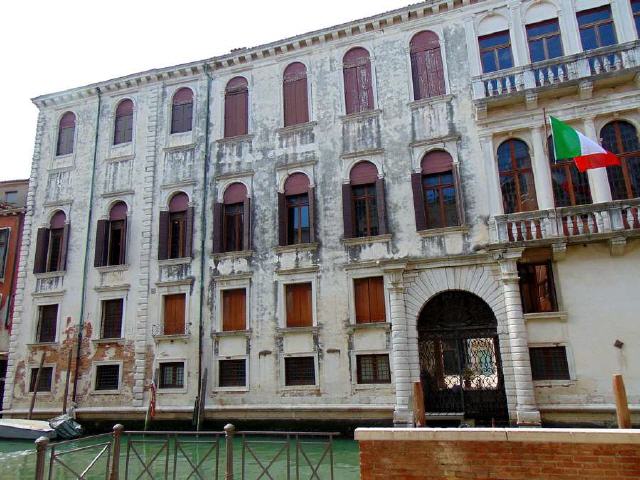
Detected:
left=413, top=381, right=426, bottom=427
left=224, top=423, right=235, bottom=480
left=613, top=374, right=632, bottom=428
left=34, top=436, right=49, bottom=480
left=109, top=424, right=124, bottom=480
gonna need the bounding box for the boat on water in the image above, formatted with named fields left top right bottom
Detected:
left=0, top=419, right=56, bottom=440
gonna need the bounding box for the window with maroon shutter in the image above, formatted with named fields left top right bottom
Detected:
left=29, top=367, right=53, bottom=392
left=518, top=260, right=558, bottom=314
left=163, top=294, right=186, bottom=335
left=285, top=283, right=312, bottom=328
left=224, top=77, right=249, bottom=138
left=171, top=88, right=193, bottom=134
left=45, top=211, right=67, bottom=272
left=497, top=139, right=538, bottom=213
left=101, top=298, right=124, bottom=339
left=343, top=48, right=374, bottom=114
left=410, top=31, right=445, bottom=100
left=280, top=173, right=312, bottom=245
left=283, top=62, right=309, bottom=127
left=418, top=151, right=459, bottom=229
left=348, top=161, right=381, bottom=237
left=354, top=277, right=386, bottom=324
left=56, top=112, right=76, bottom=156
left=165, top=192, right=191, bottom=259
left=222, top=288, right=246, bottom=331
left=222, top=183, right=248, bottom=252
left=113, top=99, right=134, bottom=145
left=37, top=304, right=58, bottom=343
left=104, top=202, right=128, bottom=266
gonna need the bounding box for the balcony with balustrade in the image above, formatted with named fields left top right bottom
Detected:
left=472, top=41, right=640, bottom=117
left=488, top=198, right=640, bottom=256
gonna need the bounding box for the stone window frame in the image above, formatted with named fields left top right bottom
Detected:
left=346, top=268, right=391, bottom=327
left=280, top=353, right=319, bottom=390
left=165, top=81, right=197, bottom=147
left=402, top=26, right=451, bottom=102
left=155, top=358, right=189, bottom=394
left=335, top=41, right=380, bottom=117
left=277, top=59, right=314, bottom=128
left=156, top=283, right=192, bottom=338
left=28, top=363, right=56, bottom=395
left=51, top=109, right=78, bottom=165
left=91, top=360, right=124, bottom=395
left=95, top=290, right=128, bottom=341
left=31, top=299, right=62, bottom=345
left=276, top=271, right=318, bottom=330
left=527, top=342, right=576, bottom=387
left=352, top=350, right=394, bottom=387
left=107, top=94, right=138, bottom=158
left=215, top=73, right=253, bottom=141
left=213, top=275, right=252, bottom=334
left=214, top=355, right=249, bottom=392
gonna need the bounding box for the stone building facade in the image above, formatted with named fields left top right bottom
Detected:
left=4, top=0, right=640, bottom=426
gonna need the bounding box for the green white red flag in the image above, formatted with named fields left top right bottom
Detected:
left=549, top=116, right=621, bottom=172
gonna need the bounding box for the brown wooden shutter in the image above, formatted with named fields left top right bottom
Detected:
left=286, top=283, right=312, bottom=327
left=411, top=173, right=427, bottom=231
left=278, top=193, right=287, bottom=246
left=308, top=187, right=316, bottom=243
left=354, top=278, right=371, bottom=324
left=120, top=217, right=128, bottom=264
left=369, top=277, right=386, bottom=322
left=343, top=66, right=359, bottom=115
left=342, top=184, right=353, bottom=239
left=222, top=288, right=246, bottom=331
left=60, top=223, right=70, bottom=270
left=242, top=197, right=251, bottom=251
left=212, top=203, right=223, bottom=253
left=375, top=178, right=387, bottom=235
left=34, top=228, right=49, bottom=273
left=158, top=211, right=170, bottom=260
left=453, top=164, right=465, bottom=226
left=185, top=206, right=194, bottom=257
left=94, top=220, right=108, bottom=267
left=164, top=294, right=185, bottom=335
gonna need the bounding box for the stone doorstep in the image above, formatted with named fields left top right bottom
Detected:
left=354, top=427, right=640, bottom=444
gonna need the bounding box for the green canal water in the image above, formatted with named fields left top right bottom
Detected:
left=0, top=435, right=361, bottom=479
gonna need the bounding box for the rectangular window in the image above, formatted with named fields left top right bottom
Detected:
left=95, top=364, right=120, bottom=391
left=423, top=172, right=459, bottom=229
left=101, top=299, right=123, bottom=339
left=518, top=261, right=558, bottom=314
left=163, top=294, right=186, bottom=335
left=169, top=212, right=185, bottom=259
left=159, top=362, right=185, bottom=389
left=479, top=31, right=514, bottom=73
left=47, top=228, right=64, bottom=272
left=57, top=126, right=74, bottom=156
left=222, top=288, right=246, bottom=331
left=171, top=103, right=193, bottom=134
left=37, top=305, right=58, bottom=343
left=286, top=194, right=310, bottom=245
left=4, top=191, right=17, bottom=204
left=354, top=277, right=386, bottom=324
left=352, top=184, right=379, bottom=237
left=0, top=229, right=9, bottom=278
left=529, top=346, right=570, bottom=380
left=285, top=283, right=312, bottom=328
left=219, top=359, right=246, bottom=387
left=107, top=220, right=125, bottom=266
left=29, top=367, right=53, bottom=392
left=114, top=113, right=133, bottom=145
left=223, top=203, right=244, bottom=252
left=357, top=354, right=391, bottom=384
left=577, top=6, right=617, bottom=51
left=284, top=357, right=315, bottom=386
left=526, top=19, right=563, bottom=62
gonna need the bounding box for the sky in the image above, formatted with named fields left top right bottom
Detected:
left=0, top=0, right=413, bottom=181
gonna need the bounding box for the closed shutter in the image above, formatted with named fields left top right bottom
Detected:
left=354, top=277, right=385, bottom=324
left=278, top=193, right=287, bottom=246
left=120, top=217, right=128, bottom=264
left=222, top=289, right=246, bottom=331
left=424, top=47, right=445, bottom=97
left=94, top=220, right=108, bottom=267
left=212, top=203, right=223, bottom=253
left=185, top=206, right=194, bottom=257
left=284, top=77, right=309, bottom=126
left=343, top=66, right=359, bottom=114
left=411, top=173, right=427, bottom=231
left=34, top=228, right=50, bottom=274
left=242, top=197, right=251, bottom=251
left=59, top=223, right=70, bottom=270
left=225, top=90, right=248, bottom=138
left=375, top=179, right=387, bottom=235
left=158, top=211, right=169, bottom=260
left=308, top=187, right=316, bottom=243
left=342, top=184, right=353, bottom=239
left=163, top=294, right=185, bottom=335
left=354, top=278, right=371, bottom=324
left=286, top=283, right=312, bottom=327
left=453, top=164, right=465, bottom=226
left=359, top=63, right=374, bottom=112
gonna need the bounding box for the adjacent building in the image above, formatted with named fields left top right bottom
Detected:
left=4, top=0, right=640, bottom=426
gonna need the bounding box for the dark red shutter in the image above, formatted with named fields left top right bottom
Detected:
left=359, top=63, right=374, bottom=112
left=158, top=211, right=170, bottom=260
left=60, top=223, right=70, bottom=270
left=34, top=228, right=49, bottom=273
left=294, top=79, right=309, bottom=124
left=242, top=197, right=251, bottom=251
left=94, top=220, right=108, bottom=267
left=278, top=193, right=287, bottom=246
left=212, top=203, right=223, bottom=253
left=185, top=206, right=194, bottom=257
left=424, top=47, right=445, bottom=97
left=375, top=179, right=387, bottom=235
left=343, top=66, right=359, bottom=115
left=342, top=184, right=353, bottom=238
left=308, top=186, right=316, bottom=243
left=453, top=165, right=465, bottom=226
left=120, top=217, right=128, bottom=264
left=411, top=173, right=427, bottom=231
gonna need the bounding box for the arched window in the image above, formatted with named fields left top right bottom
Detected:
left=171, top=88, right=193, bottom=134
left=214, top=183, right=251, bottom=253
left=410, top=31, right=445, bottom=100
left=411, top=151, right=459, bottom=230
left=601, top=121, right=640, bottom=200
left=497, top=139, right=538, bottom=213
left=113, top=99, right=134, bottom=145
left=343, top=48, right=374, bottom=115
left=279, top=173, right=314, bottom=245
left=56, top=112, right=76, bottom=156
left=547, top=136, right=591, bottom=207
left=34, top=210, right=69, bottom=273
left=283, top=63, right=309, bottom=127
left=224, top=77, right=249, bottom=138
left=95, top=202, right=128, bottom=267
left=158, top=193, right=193, bottom=260
left=343, top=161, right=387, bottom=238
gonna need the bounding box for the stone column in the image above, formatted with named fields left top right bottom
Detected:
left=611, top=0, right=637, bottom=43
left=480, top=135, right=504, bottom=216
left=583, top=117, right=613, bottom=204
left=385, top=264, right=412, bottom=426
left=531, top=126, right=555, bottom=210
left=508, top=2, right=528, bottom=67
left=497, top=250, right=541, bottom=426
left=559, top=0, right=582, bottom=55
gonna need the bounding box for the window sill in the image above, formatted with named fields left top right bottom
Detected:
left=340, top=109, right=382, bottom=122
left=212, top=250, right=253, bottom=261
left=524, top=311, right=568, bottom=323
left=96, top=265, right=129, bottom=273
left=27, top=342, right=59, bottom=348
left=216, top=134, right=254, bottom=144
left=212, top=387, right=249, bottom=393
left=277, top=326, right=319, bottom=335
left=91, top=338, right=125, bottom=345
left=158, top=257, right=192, bottom=267
left=274, top=242, right=318, bottom=254
left=280, top=385, right=320, bottom=393
left=34, top=271, right=66, bottom=279
left=348, top=322, right=391, bottom=333
left=211, top=329, right=252, bottom=338
left=92, top=389, right=122, bottom=395
left=276, top=121, right=317, bottom=135
left=158, top=387, right=188, bottom=394
left=408, top=94, right=454, bottom=109
left=342, top=234, right=392, bottom=247
left=153, top=334, right=191, bottom=343
left=353, top=383, right=393, bottom=391
left=533, top=379, right=576, bottom=388
left=417, top=225, right=468, bottom=238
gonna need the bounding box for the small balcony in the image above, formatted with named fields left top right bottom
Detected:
left=472, top=41, right=640, bottom=113
left=489, top=199, right=640, bottom=255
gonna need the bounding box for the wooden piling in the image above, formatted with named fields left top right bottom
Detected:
left=613, top=374, right=631, bottom=428
left=28, top=353, right=46, bottom=420
left=413, top=381, right=426, bottom=427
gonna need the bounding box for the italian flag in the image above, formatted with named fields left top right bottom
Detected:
left=550, top=116, right=621, bottom=172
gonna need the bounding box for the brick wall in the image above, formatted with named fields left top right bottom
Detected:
left=356, top=428, right=640, bottom=480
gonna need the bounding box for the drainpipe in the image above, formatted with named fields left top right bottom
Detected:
left=196, top=64, right=213, bottom=423
left=72, top=87, right=102, bottom=402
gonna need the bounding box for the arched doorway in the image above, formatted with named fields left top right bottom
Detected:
left=418, top=290, right=508, bottom=425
